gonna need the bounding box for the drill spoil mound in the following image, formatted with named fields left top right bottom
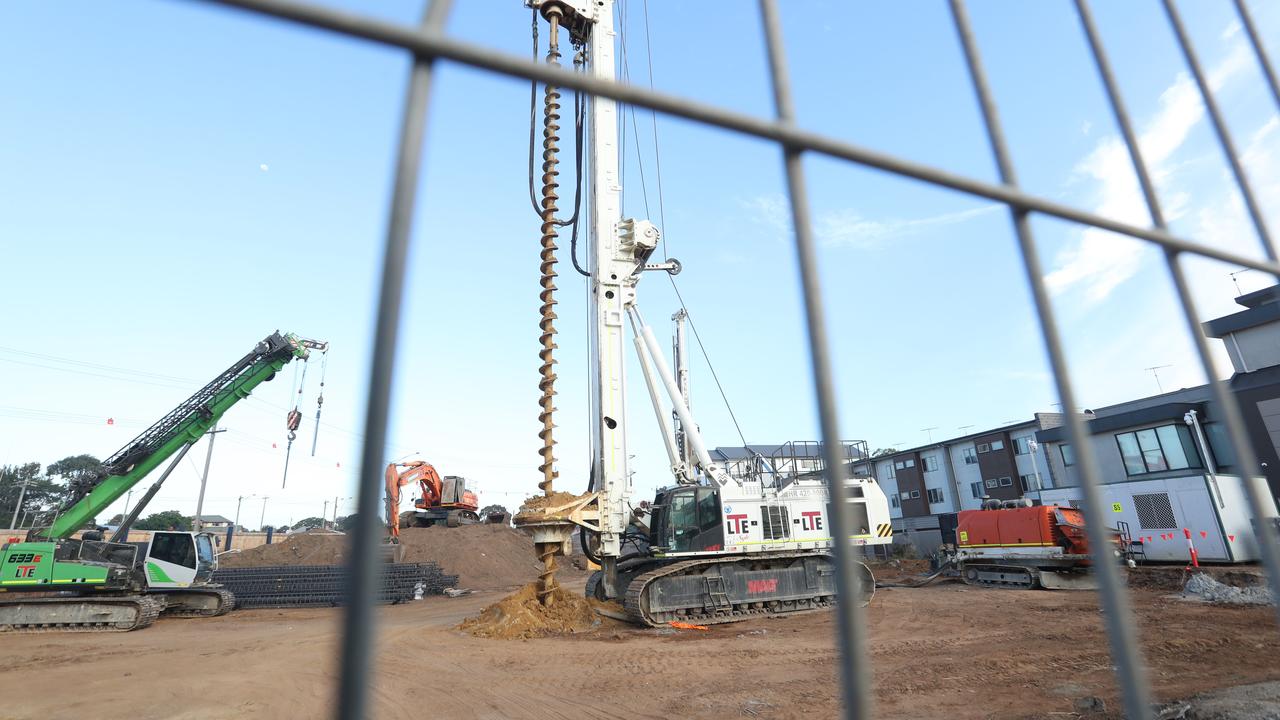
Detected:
left=459, top=582, right=599, bottom=639
left=220, top=524, right=588, bottom=591
left=515, top=491, right=594, bottom=521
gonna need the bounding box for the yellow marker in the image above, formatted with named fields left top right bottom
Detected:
left=1111, top=502, right=1123, bottom=512
left=958, top=531, right=969, bottom=542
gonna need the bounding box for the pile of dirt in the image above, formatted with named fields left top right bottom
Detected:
left=219, top=533, right=347, bottom=567
left=459, top=582, right=600, bottom=639
left=220, top=525, right=589, bottom=591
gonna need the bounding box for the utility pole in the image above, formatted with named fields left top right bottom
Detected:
left=259, top=496, right=270, bottom=531
left=322, top=499, right=329, bottom=529
left=9, top=471, right=31, bottom=530
left=233, top=495, right=249, bottom=531
left=122, top=490, right=135, bottom=519
left=192, top=426, right=226, bottom=532
left=333, top=495, right=340, bottom=528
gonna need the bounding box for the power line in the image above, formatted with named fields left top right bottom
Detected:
left=0, top=345, right=196, bottom=384
left=0, top=357, right=190, bottom=390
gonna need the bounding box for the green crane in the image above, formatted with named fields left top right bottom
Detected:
left=0, top=331, right=326, bottom=632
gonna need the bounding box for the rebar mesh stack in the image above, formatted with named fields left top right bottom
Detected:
left=212, top=563, right=458, bottom=609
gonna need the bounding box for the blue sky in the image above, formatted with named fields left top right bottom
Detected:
left=1, top=0, right=1277, bottom=529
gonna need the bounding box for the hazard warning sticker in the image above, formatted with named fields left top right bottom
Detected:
left=1111, top=502, right=1123, bottom=512
left=958, top=531, right=968, bottom=542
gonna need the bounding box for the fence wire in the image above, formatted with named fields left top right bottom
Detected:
left=181, top=0, right=1280, bottom=718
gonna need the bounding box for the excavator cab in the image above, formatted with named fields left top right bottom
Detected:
left=651, top=486, right=725, bottom=554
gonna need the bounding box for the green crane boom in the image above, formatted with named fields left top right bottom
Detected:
left=45, top=331, right=325, bottom=539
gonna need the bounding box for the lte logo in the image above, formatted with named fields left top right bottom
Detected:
left=725, top=514, right=749, bottom=534
left=14, top=566, right=36, bottom=578
left=801, top=511, right=824, bottom=531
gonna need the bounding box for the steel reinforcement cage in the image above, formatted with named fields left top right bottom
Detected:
left=176, top=1, right=1280, bottom=718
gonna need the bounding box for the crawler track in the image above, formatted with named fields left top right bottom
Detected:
left=623, top=552, right=874, bottom=627
left=159, top=586, right=237, bottom=618
left=0, top=594, right=166, bottom=633
left=959, top=563, right=1037, bottom=589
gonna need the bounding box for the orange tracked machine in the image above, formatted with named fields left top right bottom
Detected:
left=942, top=503, right=1118, bottom=589
left=385, top=461, right=482, bottom=537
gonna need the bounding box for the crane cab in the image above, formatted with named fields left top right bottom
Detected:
left=140, top=531, right=218, bottom=588
left=650, top=485, right=725, bottom=555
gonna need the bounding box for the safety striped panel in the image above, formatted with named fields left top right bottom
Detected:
left=876, top=523, right=893, bottom=538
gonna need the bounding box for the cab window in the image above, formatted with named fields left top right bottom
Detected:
left=671, top=491, right=697, bottom=532
left=195, top=535, right=215, bottom=564
left=150, top=533, right=196, bottom=568
left=697, top=488, right=720, bottom=532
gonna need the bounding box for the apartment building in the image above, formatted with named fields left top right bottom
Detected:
left=864, top=286, right=1280, bottom=560
left=850, top=414, right=1071, bottom=554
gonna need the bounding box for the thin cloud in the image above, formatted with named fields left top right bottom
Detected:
left=741, top=194, right=999, bottom=248
left=816, top=204, right=1000, bottom=248
left=1047, top=32, right=1252, bottom=305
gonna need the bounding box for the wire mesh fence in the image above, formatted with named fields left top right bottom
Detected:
left=183, top=0, right=1279, bottom=717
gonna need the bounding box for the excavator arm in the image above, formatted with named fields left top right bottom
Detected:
left=45, top=331, right=324, bottom=539
left=384, top=461, right=443, bottom=539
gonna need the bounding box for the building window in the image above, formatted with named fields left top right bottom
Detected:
left=1019, top=473, right=1036, bottom=492
left=984, top=478, right=998, bottom=489
left=1114, top=424, right=1202, bottom=476
left=962, top=448, right=977, bottom=464
left=1014, top=437, right=1031, bottom=455
left=991, top=439, right=1005, bottom=451
left=884, top=462, right=895, bottom=479
left=977, top=442, right=991, bottom=453
left=900, top=492, right=910, bottom=501
left=890, top=494, right=900, bottom=509
left=998, top=477, right=1012, bottom=487
left=926, top=488, right=944, bottom=504
left=1204, top=423, right=1235, bottom=468
left=970, top=481, right=984, bottom=499
left=1060, top=444, right=1075, bottom=466
left=923, top=456, right=939, bottom=472
left=910, top=490, right=920, bottom=499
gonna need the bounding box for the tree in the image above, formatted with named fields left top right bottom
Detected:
left=480, top=504, right=509, bottom=517
left=47, top=454, right=104, bottom=490
left=106, top=514, right=125, bottom=526
left=336, top=513, right=359, bottom=532
left=871, top=448, right=899, bottom=458
left=1, top=463, right=63, bottom=525
left=136, top=510, right=192, bottom=531
left=293, top=516, right=326, bottom=531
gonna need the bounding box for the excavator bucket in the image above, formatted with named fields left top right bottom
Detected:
left=484, top=512, right=512, bottom=525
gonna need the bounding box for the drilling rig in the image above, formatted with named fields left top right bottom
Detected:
left=513, top=0, right=895, bottom=626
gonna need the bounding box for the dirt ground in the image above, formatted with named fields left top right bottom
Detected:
left=3, top=574, right=1278, bottom=720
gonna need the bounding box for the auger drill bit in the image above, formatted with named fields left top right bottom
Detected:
left=535, top=6, right=564, bottom=606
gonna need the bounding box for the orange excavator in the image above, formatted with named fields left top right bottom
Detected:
left=385, top=461, right=507, bottom=538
